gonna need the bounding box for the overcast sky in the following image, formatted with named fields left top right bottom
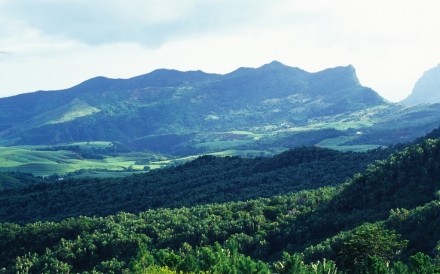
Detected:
left=1, top=0, right=439, bottom=102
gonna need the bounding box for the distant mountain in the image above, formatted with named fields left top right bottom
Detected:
left=402, top=64, right=440, bottom=106
left=0, top=62, right=382, bottom=143
left=0, top=61, right=439, bottom=156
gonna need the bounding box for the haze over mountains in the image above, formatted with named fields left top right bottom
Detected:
left=1, top=61, right=440, bottom=157
left=402, top=63, right=440, bottom=106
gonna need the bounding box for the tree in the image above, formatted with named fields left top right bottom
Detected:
left=409, top=252, right=440, bottom=274
left=337, top=223, right=407, bottom=273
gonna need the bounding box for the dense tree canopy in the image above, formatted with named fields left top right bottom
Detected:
left=0, top=146, right=392, bottom=223
left=0, top=137, right=439, bottom=273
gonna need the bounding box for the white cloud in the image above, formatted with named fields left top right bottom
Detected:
left=0, top=0, right=271, bottom=46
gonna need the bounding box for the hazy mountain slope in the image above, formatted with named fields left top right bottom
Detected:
left=402, top=63, right=440, bottom=106
left=348, top=103, right=440, bottom=145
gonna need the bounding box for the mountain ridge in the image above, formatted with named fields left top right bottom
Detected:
left=0, top=61, right=388, bottom=148
left=0, top=61, right=439, bottom=158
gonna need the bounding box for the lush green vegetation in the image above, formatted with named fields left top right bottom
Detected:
left=0, top=172, right=44, bottom=190
left=0, top=142, right=170, bottom=177
left=0, top=135, right=439, bottom=273
left=0, top=146, right=392, bottom=223
left=2, top=61, right=440, bottom=273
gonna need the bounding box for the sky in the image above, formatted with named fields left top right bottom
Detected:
left=0, top=0, right=439, bottom=102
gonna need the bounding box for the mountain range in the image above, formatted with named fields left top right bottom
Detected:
left=1, top=61, right=440, bottom=158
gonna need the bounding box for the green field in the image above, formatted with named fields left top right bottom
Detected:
left=0, top=143, right=170, bottom=177
left=0, top=140, right=265, bottom=177
left=317, top=135, right=380, bottom=152
left=0, top=127, right=384, bottom=178
left=195, top=131, right=265, bottom=151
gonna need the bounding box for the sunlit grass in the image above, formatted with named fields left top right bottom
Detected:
left=0, top=145, right=159, bottom=177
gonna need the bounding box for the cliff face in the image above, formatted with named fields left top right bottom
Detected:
left=402, top=64, right=440, bottom=106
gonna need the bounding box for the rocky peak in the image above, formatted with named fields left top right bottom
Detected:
left=401, top=64, right=440, bottom=106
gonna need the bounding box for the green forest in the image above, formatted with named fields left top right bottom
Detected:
left=0, top=146, right=392, bottom=223
left=0, top=132, right=440, bottom=273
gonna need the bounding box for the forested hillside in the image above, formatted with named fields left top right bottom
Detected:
left=0, top=172, right=43, bottom=191
left=0, top=146, right=391, bottom=223
left=0, top=136, right=439, bottom=273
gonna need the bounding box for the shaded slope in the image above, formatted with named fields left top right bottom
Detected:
left=0, top=172, right=43, bottom=190
left=279, top=137, right=440, bottom=255
left=0, top=147, right=391, bottom=223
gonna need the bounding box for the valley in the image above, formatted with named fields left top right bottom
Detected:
left=0, top=62, right=439, bottom=273
left=1, top=101, right=439, bottom=177
left=0, top=130, right=438, bottom=273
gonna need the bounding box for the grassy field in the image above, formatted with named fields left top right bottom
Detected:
left=0, top=125, right=384, bottom=178
left=0, top=144, right=169, bottom=177
left=316, top=135, right=380, bottom=152
left=0, top=140, right=285, bottom=178
left=195, top=131, right=265, bottom=151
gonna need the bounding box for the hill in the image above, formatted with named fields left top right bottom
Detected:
left=0, top=172, right=43, bottom=190
left=0, top=132, right=439, bottom=273
left=0, top=146, right=392, bottom=223
left=402, top=63, right=440, bottom=106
